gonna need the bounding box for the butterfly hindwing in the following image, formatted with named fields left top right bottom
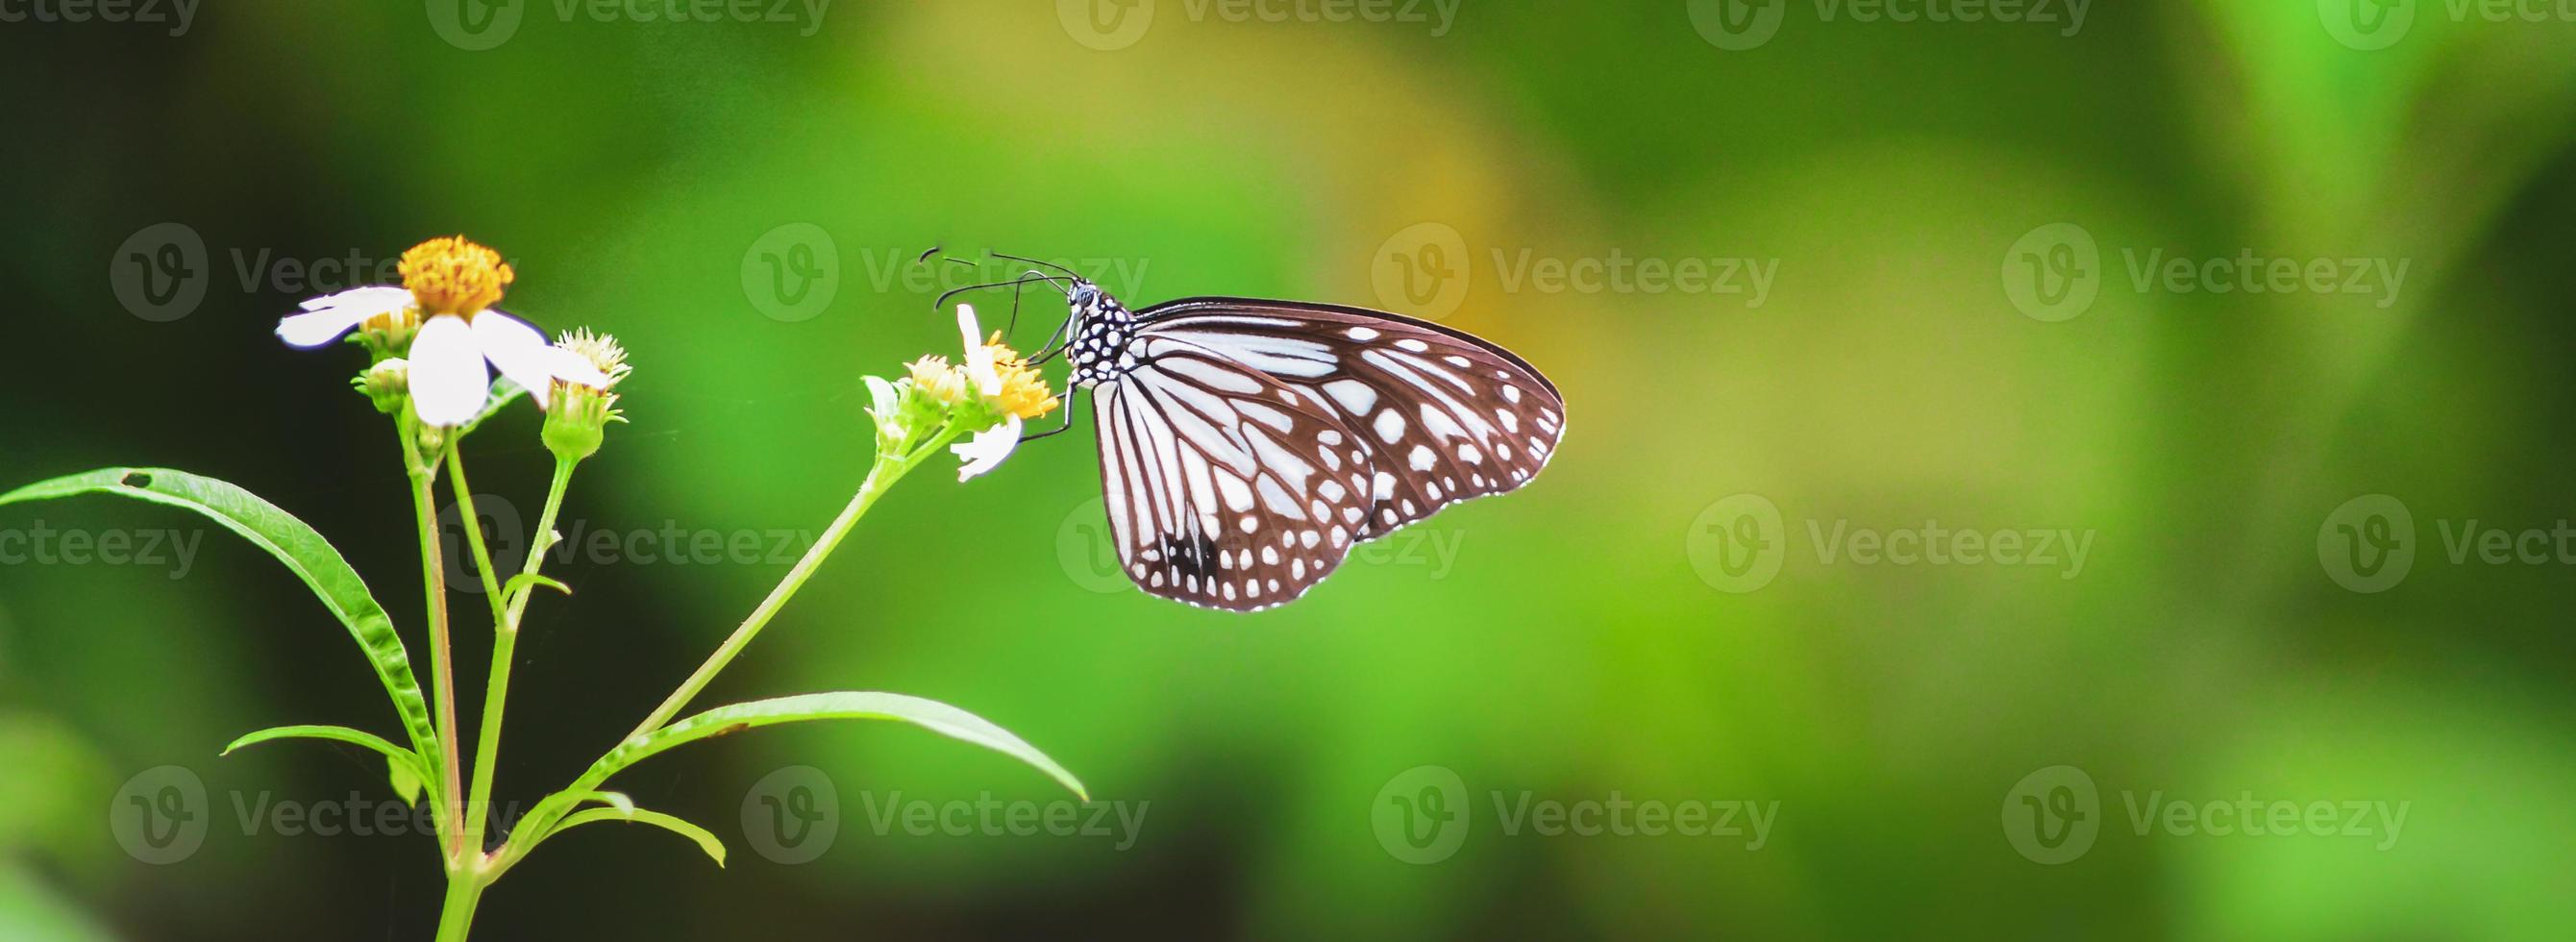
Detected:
left=1136, top=299, right=1567, bottom=539
left=1092, top=335, right=1380, bottom=611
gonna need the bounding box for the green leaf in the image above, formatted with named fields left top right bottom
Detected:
left=2, top=468, right=439, bottom=771
left=549, top=806, right=727, bottom=867
left=389, top=755, right=425, bottom=806
left=590, top=692, right=1087, bottom=801
left=221, top=725, right=436, bottom=804
left=503, top=572, right=570, bottom=600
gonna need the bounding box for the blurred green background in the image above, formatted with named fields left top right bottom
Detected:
left=5, top=1, right=2576, bottom=938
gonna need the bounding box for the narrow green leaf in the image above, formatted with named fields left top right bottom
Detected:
left=503, top=572, right=570, bottom=599
left=550, top=806, right=727, bottom=867
left=3, top=468, right=439, bottom=770
left=221, top=725, right=435, bottom=804
left=590, top=692, right=1087, bottom=801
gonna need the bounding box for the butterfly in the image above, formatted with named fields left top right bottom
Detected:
left=946, top=255, right=1566, bottom=611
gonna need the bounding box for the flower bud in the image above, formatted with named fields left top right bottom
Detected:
left=354, top=358, right=410, bottom=414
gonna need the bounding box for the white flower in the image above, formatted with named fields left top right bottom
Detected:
left=407, top=311, right=606, bottom=427
left=959, top=304, right=1000, bottom=397
left=276, top=286, right=416, bottom=348
left=953, top=414, right=1023, bottom=482
left=275, top=236, right=606, bottom=428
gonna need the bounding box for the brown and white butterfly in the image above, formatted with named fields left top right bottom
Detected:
left=995, top=262, right=1565, bottom=611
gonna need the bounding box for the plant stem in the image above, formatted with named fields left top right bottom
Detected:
left=404, top=423, right=468, bottom=866
left=617, top=427, right=952, bottom=744
left=433, top=872, right=483, bottom=942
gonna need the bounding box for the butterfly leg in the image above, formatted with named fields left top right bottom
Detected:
left=1020, top=385, right=1082, bottom=442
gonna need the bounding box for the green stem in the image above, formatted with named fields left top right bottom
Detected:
left=404, top=423, right=467, bottom=865
left=433, top=873, right=483, bottom=942
left=617, top=424, right=956, bottom=745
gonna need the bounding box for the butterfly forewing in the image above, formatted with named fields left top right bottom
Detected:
left=1092, top=335, right=1380, bottom=611
left=1137, top=299, right=1567, bottom=538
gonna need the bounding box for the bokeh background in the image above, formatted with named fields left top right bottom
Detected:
left=5, top=1, right=2576, bottom=938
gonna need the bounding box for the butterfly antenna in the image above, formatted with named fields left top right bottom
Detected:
left=990, top=253, right=1087, bottom=282
left=932, top=274, right=1073, bottom=311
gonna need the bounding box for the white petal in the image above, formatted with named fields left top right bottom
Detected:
left=472, top=312, right=569, bottom=409
left=957, top=304, right=999, bottom=397
left=300, top=285, right=411, bottom=313
left=863, top=375, right=899, bottom=414
left=275, top=308, right=375, bottom=348
left=953, top=414, right=1022, bottom=482
left=409, top=315, right=492, bottom=427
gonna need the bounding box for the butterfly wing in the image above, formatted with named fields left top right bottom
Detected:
left=1093, top=334, right=1381, bottom=611
left=1136, top=298, right=1566, bottom=539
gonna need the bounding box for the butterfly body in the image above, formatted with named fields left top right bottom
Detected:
left=1039, top=277, right=1565, bottom=611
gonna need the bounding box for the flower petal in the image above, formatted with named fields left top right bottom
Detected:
left=275, top=308, right=375, bottom=348
left=409, top=314, right=492, bottom=427
left=953, top=414, right=1022, bottom=482
left=472, top=311, right=565, bottom=409
left=957, top=304, right=999, bottom=397
left=299, top=285, right=412, bottom=313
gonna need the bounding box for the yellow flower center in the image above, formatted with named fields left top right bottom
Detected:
left=399, top=236, right=514, bottom=316
left=908, top=355, right=968, bottom=405
left=982, top=334, right=1061, bottom=420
